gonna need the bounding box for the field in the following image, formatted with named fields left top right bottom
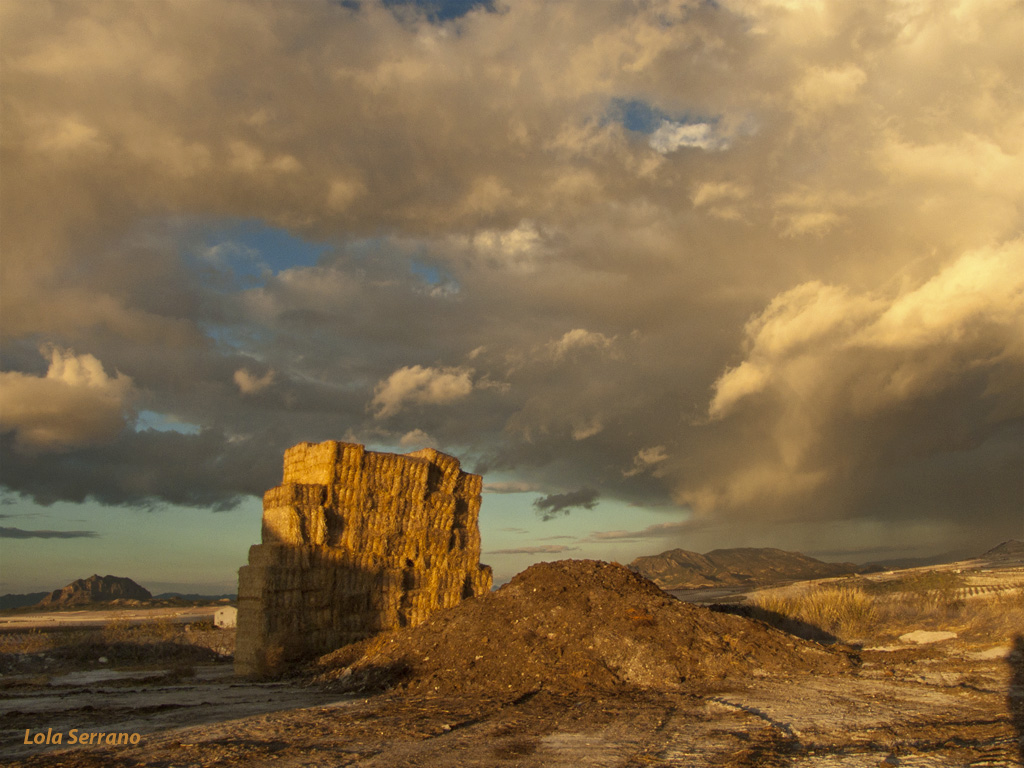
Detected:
left=1, top=556, right=1022, bottom=767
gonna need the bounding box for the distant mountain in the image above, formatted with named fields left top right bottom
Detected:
left=0, top=592, right=49, bottom=611
left=629, top=547, right=862, bottom=590
left=982, top=540, right=1024, bottom=560
left=37, top=575, right=152, bottom=607
left=863, top=542, right=1023, bottom=570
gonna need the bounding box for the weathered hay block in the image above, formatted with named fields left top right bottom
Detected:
left=235, top=441, right=492, bottom=676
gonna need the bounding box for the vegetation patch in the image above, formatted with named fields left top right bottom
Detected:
left=748, top=573, right=1024, bottom=645
left=0, top=618, right=234, bottom=676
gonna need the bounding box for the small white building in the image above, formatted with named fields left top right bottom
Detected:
left=214, top=606, right=238, bottom=629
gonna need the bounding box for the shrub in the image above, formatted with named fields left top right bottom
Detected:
left=860, top=570, right=965, bottom=600
left=0, top=629, right=53, bottom=654
left=102, top=617, right=182, bottom=645
left=102, top=619, right=135, bottom=644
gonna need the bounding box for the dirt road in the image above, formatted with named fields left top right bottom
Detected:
left=4, top=642, right=1020, bottom=767
left=0, top=607, right=220, bottom=633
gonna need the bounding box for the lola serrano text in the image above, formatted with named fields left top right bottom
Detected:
left=24, top=728, right=141, bottom=746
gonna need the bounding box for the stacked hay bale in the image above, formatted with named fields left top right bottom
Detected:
left=235, top=441, right=492, bottom=676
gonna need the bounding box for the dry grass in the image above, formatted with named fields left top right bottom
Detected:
left=103, top=617, right=182, bottom=644
left=751, top=586, right=877, bottom=642
left=944, top=590, right=1024, bottom=641
left=750, top=575, right=1024, bottom=646
left=0, top=628, right=54, bottom=655
left=0, top=627, right=97, bottom=656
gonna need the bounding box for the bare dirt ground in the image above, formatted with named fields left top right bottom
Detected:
left=2, top=559, right=1021, bottom=767
left=0, top=606, right=221, bottom=632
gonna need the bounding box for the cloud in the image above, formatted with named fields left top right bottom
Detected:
left=691, top=181, right=751, bottom=221
left=708, top=360, right=772, bottom=420
left=793, top=65, right=867, bottom=112
left=586, top=521, right=690, bottom=541
left=0, top=427, right=279, bottom=511
left=570, top=418, right=604, bottom=441
left=398, top=428, right=434, bottom=448
left=469, top=222, right=544, bottom=271
left=234, top=368, right=275, bottom=394
left=484, top=481, right=540, bottom=494
left=855, top=240, right=1024, bottom=351
left=0, top=527, right=98, bottom=539
left=649, top=121, right=728, bottom=153
left=486, top=544, right=579, bottom=555
left=371, top=365, right=474, bottom=418
left=685, top=239, right=1024, bottom=522
left=623, top=445, right=669, bottom=477
left=546, top=328, right=615, bottom=360
left=0, top=347, right=134, bottom=451
left=708, top=279, right=882, bottom=419
left=0, top=0, right=1020, bottom=561
left=533, top=488, right=600, bottom=521
left=709, top=241, right=1023, bottom=420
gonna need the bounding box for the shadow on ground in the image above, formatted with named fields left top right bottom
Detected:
left=1010, top=634, right=1023, bottom=763
left=708, top=603, right=841, bottom=645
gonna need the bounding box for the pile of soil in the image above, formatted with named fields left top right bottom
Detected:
left=316, top=559, right=847, bottom=698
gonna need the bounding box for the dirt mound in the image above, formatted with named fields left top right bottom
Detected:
left=316, top=559, right=846, bottom=698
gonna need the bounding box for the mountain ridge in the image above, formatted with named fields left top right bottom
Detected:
left=629, top=547, right=862, bottom=590
left=981, top=539, right=1024, bottom=559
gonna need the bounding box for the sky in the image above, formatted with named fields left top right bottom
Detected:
left=1, top=0, right=1022, bottom=595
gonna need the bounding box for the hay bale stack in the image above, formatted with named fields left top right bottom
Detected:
left=235, top=441, right=492, bottom=676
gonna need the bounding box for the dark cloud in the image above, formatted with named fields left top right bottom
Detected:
left=533, top=488, right=600, bottom=521
left=0, top=428, right=281, bottom=511
left=0, top=527, right=98, bottom=539
left=0, top=0, right=1020, bottom=559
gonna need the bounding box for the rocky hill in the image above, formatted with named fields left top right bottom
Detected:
left=629, top=547, right=861, bottom=590
left=37, top=575, right=152, bottom=607
left=981, top=539, right=1024, bottom=560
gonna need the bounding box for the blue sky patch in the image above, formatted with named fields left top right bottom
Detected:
left=611, top=99, right=674, bottom=134
left=409, top=260, right=446, bottom=285
left=606, top=99, right=729, bottom=152
left=135, top=410, right=202, bottom=435
left=189, top=218, right=331, bottom=289
left=382, top=0, right=495, bottom=22
left=335, top=0, right=495, bottom=23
